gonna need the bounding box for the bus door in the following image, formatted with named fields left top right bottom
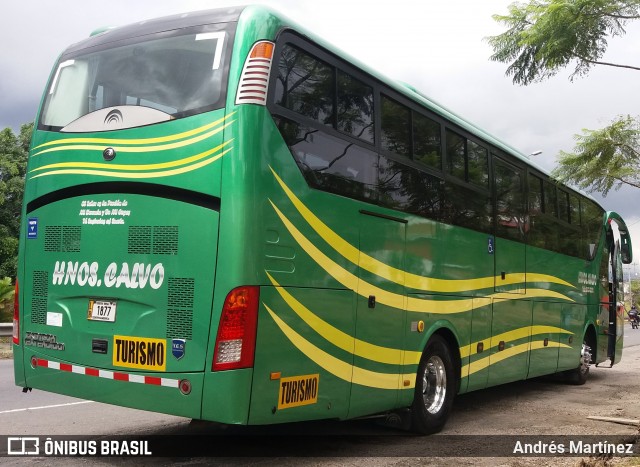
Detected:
left=348, top=210, right=406, bottom=418
left=492, top=157, right=526, bottom=293
left=488, top=158, right=530, bottom=386
left=607, top=240, right=624, bottom=363
left=603, top=212, right=632, bottom=365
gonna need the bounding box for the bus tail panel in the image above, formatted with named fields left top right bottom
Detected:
left=20, top=194, right=219, bottom=382
left=25, top=349, right=204, bottom=419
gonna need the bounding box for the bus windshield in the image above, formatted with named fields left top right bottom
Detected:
left=40, top=25, right=233, bottom=132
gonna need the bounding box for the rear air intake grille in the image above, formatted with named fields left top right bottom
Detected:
left=31, top=271, right=48, bottom=324
left=44, top=226, right=81, bottom=252
left=166, top=278, right=194, bottom=339
left=128, top=226, right=178, bottom=255
left=128, top=226, right=152, bottom=254
left=153, top=226, right=178, bottom=255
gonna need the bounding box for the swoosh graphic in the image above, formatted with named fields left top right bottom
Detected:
left=269, top=166, right=575, bottom=292
left=267, top=272, right=421, bottom=365
left=32, top=112, right=236, bottom=152
left=30, top=147, right=232, bottom=180
left=265, top=304, right=415, bottom=390
left=270, top=200, right=575, bottom=313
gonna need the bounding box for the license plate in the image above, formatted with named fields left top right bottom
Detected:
left=88, top=299, right=117, bottom=322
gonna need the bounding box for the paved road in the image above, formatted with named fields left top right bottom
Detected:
left=2, top=324, right=640, bottom=465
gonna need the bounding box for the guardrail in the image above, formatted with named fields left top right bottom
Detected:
left=0, top=323, right=12, bottom=337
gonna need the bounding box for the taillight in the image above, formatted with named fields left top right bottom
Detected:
left=12, top=279, right=19, bottom=345
left=235, top=40, right=274, bottom=105
left=212, top=286, right=259, bottom=371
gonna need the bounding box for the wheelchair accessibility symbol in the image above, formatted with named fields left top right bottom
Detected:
left=488, top=237, right=494, bottom=255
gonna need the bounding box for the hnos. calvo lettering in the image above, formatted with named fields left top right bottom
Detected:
left=52, top=261, right=164, bottom=289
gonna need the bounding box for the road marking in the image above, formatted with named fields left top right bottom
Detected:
left=0, top=400, right=93, bottom=415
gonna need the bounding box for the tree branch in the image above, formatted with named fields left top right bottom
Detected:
left=573, top=53, right=640, bottom=71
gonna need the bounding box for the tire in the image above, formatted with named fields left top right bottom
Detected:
left=563, top=342, right=591, bottom=385
left=410, top=335, right=456, bottom=434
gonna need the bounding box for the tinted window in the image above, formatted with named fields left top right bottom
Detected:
left=443, top=182, right=492, bottom=233
left=337, top=70, right=374, bottom=143
left=274, top=44, right=334, bottom=126
left=446, top=130, right=465, bottom=180
left=582, top=199, right=604, bottom=260
left=413, top=112, right=441, bottom=169
left=558, top=190, right=570, bottom=223
left=276, top=119, right=378, bottom=202
left=543, top=181, right=557, bottom=217
left=468, top=141, right=489, bottom=187
left=381, top=95, right=410, bottom=157
left=529, top=174, right=543, bottom=214
left=379, top=156, right=444, bottom=218
left=494, top=160, right=524, bottom=241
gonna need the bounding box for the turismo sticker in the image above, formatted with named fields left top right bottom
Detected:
left=113, top=335, right=166, bottom=371
left=277, top=374, right=319, bottom=409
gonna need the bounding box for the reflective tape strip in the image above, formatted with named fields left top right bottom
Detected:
left=33, top=357, right=180, bottom=389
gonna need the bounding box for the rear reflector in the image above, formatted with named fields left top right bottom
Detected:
left=212, top=286, right=259, bottom=371
left=235, top=41, right=274, bottom=106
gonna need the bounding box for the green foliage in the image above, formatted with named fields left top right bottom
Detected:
left=552, top=115, right=640, bottom=194
left=0, top=123, right=32, bottom=278
left=0, top=277, right=14, bottom=322
left=487, top=0, right=640, bottom=85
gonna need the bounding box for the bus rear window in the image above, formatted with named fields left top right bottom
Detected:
left=40, top=25, right=233, bottom=132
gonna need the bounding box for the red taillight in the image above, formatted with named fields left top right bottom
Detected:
left=212, top=286, right=259, bottom=371
left=12, top=279, right=19, bottom=345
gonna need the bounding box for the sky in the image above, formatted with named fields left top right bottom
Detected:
left=2, top=0, right=640, bottom=275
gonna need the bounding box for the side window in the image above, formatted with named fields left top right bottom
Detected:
left=558, top=189, right=570, bottom=223
left=445, top=130, right=488, bottom=187
left=337, top=70, right=374, bottom=143
left=543, top=181, right=557, bottom=217
left=274, top=44, right=334, bottom=126
left=582, top=199, right=605, bottom=260
left=276, top=118, right=378, bottom=202
left=381, top=95, right=410, bottom=157
left=468, top=141, right=488, bottom=188
left=413, top=112, right=441, bottom=169
left=528, top=174, right=543, bottom=214
left=494, top=159, right=524, bottom=241
left=446, top=130, right=466, bottom=180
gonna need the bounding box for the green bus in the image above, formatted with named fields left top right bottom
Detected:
left=13, top=6, right=633, bottom=434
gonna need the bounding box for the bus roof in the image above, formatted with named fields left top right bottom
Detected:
left=60, top=4, right=597, bottom=204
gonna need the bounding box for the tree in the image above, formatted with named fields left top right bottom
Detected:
left=0, top=123, right=32, bottom=279
left=553, top=115, right=640, bottom=194
left=486, top=0, right=640, bottom=194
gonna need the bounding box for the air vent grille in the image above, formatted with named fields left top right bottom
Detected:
left=128, top=226, right=178, bottom=255
left=44, top=226, right=81, bottom=252
left=31, top=270, right=48, bottom=324
left=166, top=278, right=194, bottom=339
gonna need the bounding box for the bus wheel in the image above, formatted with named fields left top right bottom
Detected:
left=564, top=342, right=592, bottom=385
left=411, top=335, right=456, bottom=434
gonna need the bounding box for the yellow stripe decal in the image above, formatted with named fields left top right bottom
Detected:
left=30, top=147, right=232, bottom=180
left=267, top=272, right=421, bottom=365
left=265, top=304, right=415, bottom=390
left=270, top=200, right=575, bottom=313
left=462, top=340, right=572, bottom=376
left=31, top=140, right=232, bottom=174
left=32, top=120, right=233, bottom=158
left=459, top=325, right=574, bottom=358
left=32, top=112, right=236, bottom=152
left=269, top=167, right=575, bottom=292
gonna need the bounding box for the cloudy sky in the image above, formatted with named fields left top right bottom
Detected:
left=3, top=0, right=639, bottom=273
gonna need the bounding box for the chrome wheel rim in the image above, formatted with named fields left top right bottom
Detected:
left=422, top=355, right=447, bottom=414
left=580, top=344, right=592, bottom=375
